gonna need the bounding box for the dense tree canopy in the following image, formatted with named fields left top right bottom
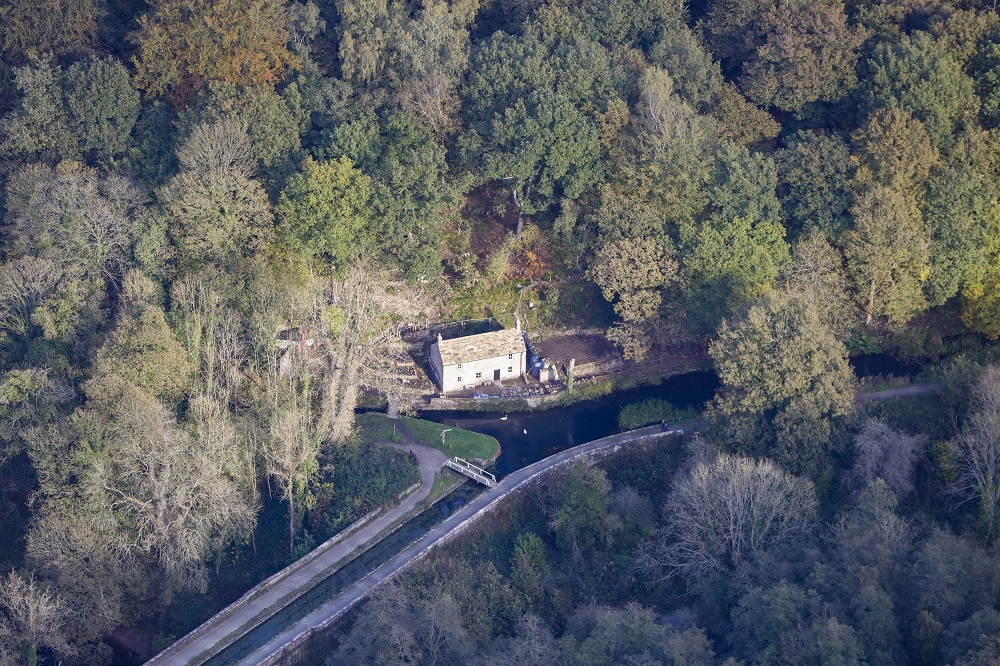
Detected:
left=709, top=290, right=856, bottom=475
left=2, top=0, right=1000, bottom=662
left=130, top=0, right=300, bottom=102
left=0, top=0, right=102, bottom=63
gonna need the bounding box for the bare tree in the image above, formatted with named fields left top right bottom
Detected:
left=783, top=230, right=855, bottom=337
left=0, top=569, right=74, bottom=664
left=399, top=73, right=461, bottom=138
left=957, top=367, right=1000, bottom=541
left=415, top=593, right=473, bottom=666
left=644, top=453, right=816, bottom=582
left=488, top=614, right=560, bottom=666
left=25, top=502, right=133, bottom=651
left=83, top=393, right=258, bottom=589
left=5, top=162, right=140, bottom=284
left=0, top=256, right=77, bottom=348
left=849, top=418, right=921, bottom=497
left=170, top=277, right=248, bottom=405
left=263, top=401, right=321, bottom=555
left=306, top=266, right=412, bottom=445
left=176, top=118, right=257, bottom=180
left=333, top=582, right=421, bottom=665
left=395, top=0, right=475, bottom=138
left=631, top=66, right=716, bottom=161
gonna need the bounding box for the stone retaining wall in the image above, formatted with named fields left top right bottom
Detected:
left=568, top=356, right=624, bottom=377
left=145, top=480, right=420, bottom=665
left=258, top=428, right=684, bottom=666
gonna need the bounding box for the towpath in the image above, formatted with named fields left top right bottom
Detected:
left=855, top=383, right=944, bottom=402
left=242, top=381, right=948, bottom=665
left=243, top=420, right=691, bottom=665
left=145, top=426, right=445, bottom=666
left=157, top=381, right=945, bottom=665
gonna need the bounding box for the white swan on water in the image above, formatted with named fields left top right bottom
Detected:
left=500, top=415, right=508, bottom=420
left=523, top=429, right=527, bottom=435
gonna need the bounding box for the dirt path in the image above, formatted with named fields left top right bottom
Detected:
left=855, top=383, right=943, bottom=402
left=146, top=430, right=448, bottom=666
left=243, top=384, right=951, bottom=665
left=243, top=421, right=695, bottom=665
left=385, top=428, right=448, bottom=496
left=155, top=382, right=944, bottom=665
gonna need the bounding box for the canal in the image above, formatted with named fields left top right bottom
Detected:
left=153, top=354, right=917, bottom=664
left=425, top=353, right=917, bottom=478
left=425, top=370, right=719, bottom=476
left=192, top=369, right=721, bottom=665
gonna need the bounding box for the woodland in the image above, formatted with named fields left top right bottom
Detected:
left=328, top=374, right=1000, bottom=666
left=2, top=0, right=1000, bottom=663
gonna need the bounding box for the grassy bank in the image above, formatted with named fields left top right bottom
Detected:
left=617, top=398, right=699, bottom=431
left=356, top=413, right=405, bottom=443
left=399, top=416, right=500, bottom=460
left=358, top=413, right=500, bottom=461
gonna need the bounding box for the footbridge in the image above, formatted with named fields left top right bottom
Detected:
left=243, top=422, right=693, bottom=665
left=446, top=457, right=496, bottom=486
left=152, top=382, right=943, bottom=665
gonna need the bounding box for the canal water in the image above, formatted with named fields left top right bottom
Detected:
left=152, top=354, right=914, bottom=664
left=426, top=353, right=916, bottom=477
left=425, top=370, right=719, bottom=476
left=201, top=484, right=484, bottom=666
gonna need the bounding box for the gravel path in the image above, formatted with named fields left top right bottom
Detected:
left=146, top=427, right=447, bottom=666
left=243, top=382, right=950, bottom=665
left=245, top=422, right=693, bottom=665
left=855, top=383, right=943, bottom=402
left=155, top=381, right=943, bottom=665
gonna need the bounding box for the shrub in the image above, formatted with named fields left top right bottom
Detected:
left=618, top=398, right=697, bottom=431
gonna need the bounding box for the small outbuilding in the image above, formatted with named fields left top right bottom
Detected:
left=429, top=320, right=527, bottom=393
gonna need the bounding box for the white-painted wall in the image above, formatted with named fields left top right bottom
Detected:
left=431, top=347, right=526, bottom=393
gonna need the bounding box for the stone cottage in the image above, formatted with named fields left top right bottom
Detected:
left=429, top=320, right=527, bottom=393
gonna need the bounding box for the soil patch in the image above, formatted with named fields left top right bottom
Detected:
left=533, top=333, right=617, bottom=367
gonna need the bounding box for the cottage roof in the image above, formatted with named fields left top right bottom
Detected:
left=435, top=328, right=526, bottom=366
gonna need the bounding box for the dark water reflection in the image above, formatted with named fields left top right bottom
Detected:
left=423, top=371, right=719, bottom=477
left=133, top=356, right=912, bottom=665
left=200, top=485, right=484, bottom=666
left=423, top=353, right=915, bottom=477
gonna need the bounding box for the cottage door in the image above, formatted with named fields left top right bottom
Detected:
left=494, top=369, right=501, bottom=380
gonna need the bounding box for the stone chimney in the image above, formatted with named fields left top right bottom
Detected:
left=437, top=333, right=443, bottom=344
left=515, top=315, right=521, bottom=333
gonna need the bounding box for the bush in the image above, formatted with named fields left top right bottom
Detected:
left=308, top=442, right=420, bottom=538
left=560, top=379, right=614, bottom=405
left=617, top=398, right=697, bottom=431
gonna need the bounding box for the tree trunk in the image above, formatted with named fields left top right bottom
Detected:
left=866, top=278, right=877, bottom=326
left=512, top=187, right=524, bottom=239
left=288, top=488, right=295, bottom=556
left=512, top=183, right=532, bottom=240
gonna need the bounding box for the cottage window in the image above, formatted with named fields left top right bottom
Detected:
left=508, top=353, right=513, bottom=359
left=508, top=366, right=513, bottom=373
left=457, top=376, right=462, bottom=382
left=476, top=372, right=482, bottom=379
left=457, top=363, right=462, bottom=369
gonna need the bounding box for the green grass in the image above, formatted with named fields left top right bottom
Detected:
left=356, top=413, right=404, bottom=443
left=554, top=378, right=614, bottom=406
left=398, top=416, right=500, bottom=461
left=617, top=398, right=699, bottom=431
left=421, top=468, right=467, bottom=507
